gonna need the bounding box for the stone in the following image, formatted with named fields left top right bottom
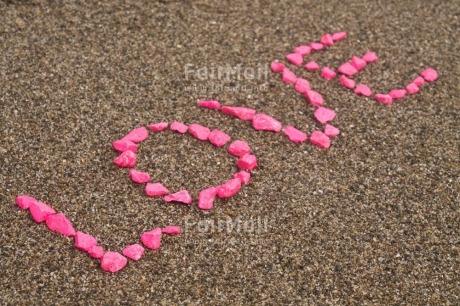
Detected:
left=309, top=131, right=331, bottom=149
left=45, top=213, right=76, bottom=236
left=216, top=178, right=242, bottom=198
left=310, top=42, right=324, bottom=51
left=198, top=187, right=217, bottom=210
left=129, top=170, right=150, bottom=184
left=198, top=100, right=221, bottom=109
left=320, top=33, right=334, bottom=46
left=406, top=83, right=420, bottom=94
left=114, top=150, right=136, bottom=168
left=121, top=127, right=149, bottom=143
left=170, top=121, right=188, bottom=133
left=305, top=61, right=320, bottom=70
left=122, top=244, right=145, bottom=261
left=283, top=126, right=308, bottom=143
left=324, top=124, right=340, bottom=137
left=294, top=45, right=311, bottom=56
left=421, top=68, right=438, bottom=82
left=100, top=252, right=127, bottom=273
left=281, top=69, right=298, bottom=84
left=270, top=62, right=285, bottom=73
left=141, top=228, right=162, bottom=250
left=389, top=89, right=406, bottom=99
left=286, top=53, right=303, bottom=66
left=113, top=139, right=138, bottom=153
left=145, top=183, right=169, bottom=196
left=29, top=201, right=56, bottom=223
left=208, top=129, right=231, bottom=147
left=221, top=106, right=256, bottom=120
left=321, top=67, right=337, bottom=79
left=236, top=154, right=258, bottom=171
left=354, top=84, right=372, bottom=96
left=189, top=124, right=211, bottom=141
left=314, top=107, right=336, bottom=124
left=16, top=195, right=36, bottom=210
left=295, top=78, right=310, bottom=94
left=162, top=226, right=181, bottom=235
left=351, top=56, right=367, bottom=70
left=228, top=140, right=251, bottom=157
left=163, top=190, right=192, bottom=204
left=75, top=231, right=98, bottom=252
left=332, top=32, right=347, bottom=41
left=338, top=62, right=358, bottom=76
left=88, top=245, right=104, bottom=259
left=362, top=51, right=378, bottom=63
left=339, top=75, right=355, bottom=89
left=413, top=76, right=426, bottom=86
left=306, top=90, right=324, bottom=106
left=149, top=122, right=168, bottom=132
left=375, top=93, right=393, bottom=104
left=252, top=114, right=282, bottom=132
left=233, top=171, right=251, bottom=184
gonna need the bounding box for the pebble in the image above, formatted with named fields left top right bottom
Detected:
left=338, top=62, right=358, bottom=76
left=45, top=213, right=76, bottom=236
left=389, top=89, right=406, bottom=99
left=314, top=107, right=336, bottom=124
left=208, top=129, right=231, bottom=147
left=321, top=67, right=337, bottom=80
left=236, top=154, right=258, bottom=171
left=233, top=171, right=251, bottom=184
left=310, top=42, right=324, bottom=51
left=228, top=140, right=251, bottom=157
left=406, top=83, right=420, bottom=94
left=362, top=51, right=378, bottom=63
left=113, top=139, right=138, bottom=153
left=375, top=93, right=393, bottom=104
left=294, top=45, right=311, bottom=56
left=198, top=187, right=217, bottom=210
left=286, top=53, right=303, bottom=66
left=283, top=126, right=308, bottom=143
left=281, top=69, right=298, bottom=84
left=421, top=68, right=438, bottom=82
left=252, top=114, right=282, bottom=132
left=305, top=61, right=320, bottom=70
left=88, top=245, right=104, bottom=259
left=216, top=178, right=242, bottom=198
left=162, top=226, right=181, bottom=235
left=324, top=124, right=340, bottom=137
left=170, top=121, right=189, bottom=134
left=29, top=201, right=56, bottom=223
left=189, top=124, right=211, bottom=141
left=339, top=75, right=356, bottom=89
left=332, top=32, right=347, bottom=41
left=309, top=131, right=331, bottom=149
left=163, top=190, right=192, bottom=204
left=295, top=78, right=310, bottom=94
left=74, top=231, right=98, bottom=252
left=129, top=169, right=151, bottom=184
left=221, top=106, right=256, bottom=120
left=149, top=122, right=169, bottom=132
left=354, top=84, right=372, bottom=96
left=351, top=56, right=367, bottom=70
left=114, top=150, right=137, bottom=168
left=16, top=195, right=36, bottom=210
left=320, top=33, right=334, bottom=46
left=145, top=183, right=169, bottom=196
left=141, top=228, right=162, bottom=250
left=306, top=90, right=324, bottom=106
left=122, top=244, right=145, bottom=261
left=270, top=62, right=285, bottom=73
left=121, top=127, right=149, bottom=143
left=100, top=252, right=127, bottom=273
left=198, top=100, right=221, bottom=109
left=413, top=76, right=425, bottom=86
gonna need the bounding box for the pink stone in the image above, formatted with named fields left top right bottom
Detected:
left=294, top=45, right=311, bottom=56
left=309, top=131, right=331, bottom=149
left=121, top=127, right=149, bottom=143
left=113, top=139, right=138, bottom=153
left=338, top=62, right=358, bottom=76
left=286, top=53, right=303, bottom=66
left=351, top=56, right=367, bottom=70
left=354, top=84, right=372, bottom=97
left=305, top=61, right=320, bottom=71
left=421, top=68, right=438, bottom=82
left=74, top=231, right=98, bottom=252
left=233, top=171, right=251, bottom=184
left=281, top=69, right=298, bottom=84
left=208, top=129, right=231, bottom=147
left=189, top=124, right=211, bottom=141
left=129, top=169, right=151, bottom=184
left=162, top=226, right=181, bottom=235
left=314, top=107, right=336, bottom=124
left=332, top=32, right=347, bottom=41
left=236, top=154, right=258, bottom=171
left=88, top=245, right=104, bottom=259
left=170, top=121, right=188, bottom=133
left=29, top=201, right=56, bottom=223
left=252, top=114, right=282, bottom=132
left=320, top=33, right=334, bottom=46
left=321, top=67, right=337, bottom=80
left=406, top=83, right=420, bottom=94
left=295, top=78, right=310, bottom=93
left=149, top=122, right=168, bottom=132
left=375, top=94, right=393, bottom=105
left=413, top=76, right=425, bottom=86
left=141, top=228, right=162, bottom=250
left=339, top=75, right=356, bottom=89
left=270, top=62, right=285, bottom=73
left=389, top=89, right=406, bottom=99
left=324, top=124, right=340, bottom=138
left=310, top=42, right=324, bottom=51
left=100, top=252, right=127, bottom=273
left=45, top=213, right=76, bottom=237
left=198, top=187, right=217, bottom=210
left=163, top=190, right=192, bottom=205
left=198, top=100, right=221, bottom=109
left=362, top=51, right=378, bottom=63
left=228, top=140, right=251, bottom=157
left=283, top=126, right=308, bottom=143
left=306, top=90, right=324, bottom=107
left=145, top=183, right=169, bottom=197
left=122, top=244, right=145, bottom=261
left=216, top=178, right=242, bottom=199
left=221, top=106, right=256, bottom=120
left=114, top=150, right=136, bottom=168
left=16, top=195, right=36, bottom=210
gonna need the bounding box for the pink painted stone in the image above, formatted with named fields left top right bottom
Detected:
left=305, top=61, right=320, bottom=71
left=306, top=90, right=324, bottom=107
left=339, top=75, right=356, bottom=89
left=283, top=126, right=308, bottom=143
left=421, top=68, right=438, bottom=82
left=406, top=83, right=420, bottom=94
left=351, top=56, right=367, bottom=70
left=163, top=190, right=192, bottom=205
left=295, top=78, right=310, bottom=94
left=281, top=69, right=298, bottom=84
left=309, top=131, right=331, bottom=149
left=413, top=76, right=425, bottom=86
left=162, top=226, right=181, bottom=235
left=145, top=183, right=169, bottom=196
left=129, top=169, right=151, bottom=184
left=149, top=122, right=168, bottom=132
left=332, top=32, right=347, bottom=41
left=233, top=171, right=251, bottom=184
left=113, top=139, right=137, bottom=153
left=252, top=114, right=282, bottom=132
left=170, top=121, right=189, bottom=133
left=286, top=53, right=303, bottom=66
left=221, top=106, right=256, bottom=120
left=321, top=67, right=337, bottom=80
left=198, top=100, right=221, bottom=109
left=375, top=94, right=393, bottom=105
left=324, top=124, right=340, bottom=138
left=121, top=127, right=149, bottom=143
left=122, top=244, right=145, bottom=261
left=88, top=245, right=104, bottom=259
left=320, top=33, right=334, bottom=46
left=389, top=89, right=406, bottom=99
left=45, top=213, right=76, bottom=237
left=362, top=51, right=378, bottom=63
left=236, top=154, right=258, bottom=172
left=338, top=62, right=358, bottom=76
left=101, top=252, right=127, bottom=273
left=141, top=228, right=162, bottom=250
left=314, top=107, right=336, bottom=124
left=16, top=195, right=36, bottom=210
left=198, top=187, right=217, bottom=210
left=189, top=124, right=211, bottom=141
left=74, top=231, right=98, bottom=252
left=208, top=129, right=231, bottom=147
left=216, top=178, right=242, bottom=199
left=29, top=201, right=56, bottom=223
left=270, top=62, right=285, bottom=73
left=228, top=140, right=251, bottom=157
left=294, top=45, right=311, bottom=56
left=114, top=150, right=137, bottom=168
left=354, top=84, right=372, bottom=97
left=310, top=42, right=324, bottom=51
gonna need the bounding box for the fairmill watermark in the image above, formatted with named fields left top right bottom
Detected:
left=184, top=63, right=270, bottom=81
left=183, top=215, right=270, bottom=234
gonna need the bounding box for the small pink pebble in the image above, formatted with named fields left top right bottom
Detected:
left=233, top=171, right=251, bottom=184
left=338, top=62, right=358, bottom=76
left=375, top=94, right=393, bottom=105
left=16, top=195, right=36, bottom=210
left=286, top=53, right=303, bottom=66
left=29, top=201, right=55, bottom=223
left=145, top=183, right=169, bottom=196
left=113, top=139, right=137, bottom=153
left=228, top=140, right=251, bottom=157
left=45, top=213, right=76, bottom=237
left=339, top=75, right=356, bottom=89
left=198, top=187, right=217, bottom=210
left=309, top=131, right=331, bottom=149
left=252, top=114, right=282, bottom=132
left=88, top=245, right=104, bottom=259
left=305, top=61, right=320, bottom=71
left=163, top=190, right=192, bottom=205
left=406, top=83, right=420, bottom=94
left=283, top=126, right=308, bottom=143
left=320, top=34, right=334, bottom=46
left=101, top=252, right=127, bottom=273
left=170, top=121, right=189, bottom=134
left=208, top=129, right=231, bottom=147
left=149, top=122, right=168, bottom=132
left=189, top=124, right=211, bottom=141
left=221, top=106, right=256, bottom=121
left=324, top=124, right=340, bottom=138
left=114, top=150, right=137, bottom=168
left=321, top=67, right=337, bottom=80
left=306, top=90, right=324, bottom=107
left=413, top=76, right=425, bottom=86
left=421, top=68, right=438, bottom=82
left=310, top=42, right=324, bottom=51
left=389, top=89, right=406, bottom=99
left=351, top=56, right=367, bottom=70
left=141, top=228, right=162, bottom=250
left=294, top=45, right=311, bottom=56
left=216, top=178, right=242, bottom=199
left=236, top=154, right=258, bottom=172
left=281, top=69, right=298, bottom=84
left=162, top=226, right=181, bottom=235
left=122, top=244, right=145, bottom=261
left=198, top=100, right=221, bottom=109
left=121, top=127, right=149, bottom=143
left=295, top=78, right=310, bottom=94
left=354, top=84, right=372, bottom=97
left=362, top=51, right=378, bottom=63
left=314, top=107, right=336, bottom=124
left=74, top=231, right=98, bottom=252
left=129, top=169, right=150, bottom=184
left=270, top=62, right=285, bottom=73
left=332, top=32, right=347, bottom=41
